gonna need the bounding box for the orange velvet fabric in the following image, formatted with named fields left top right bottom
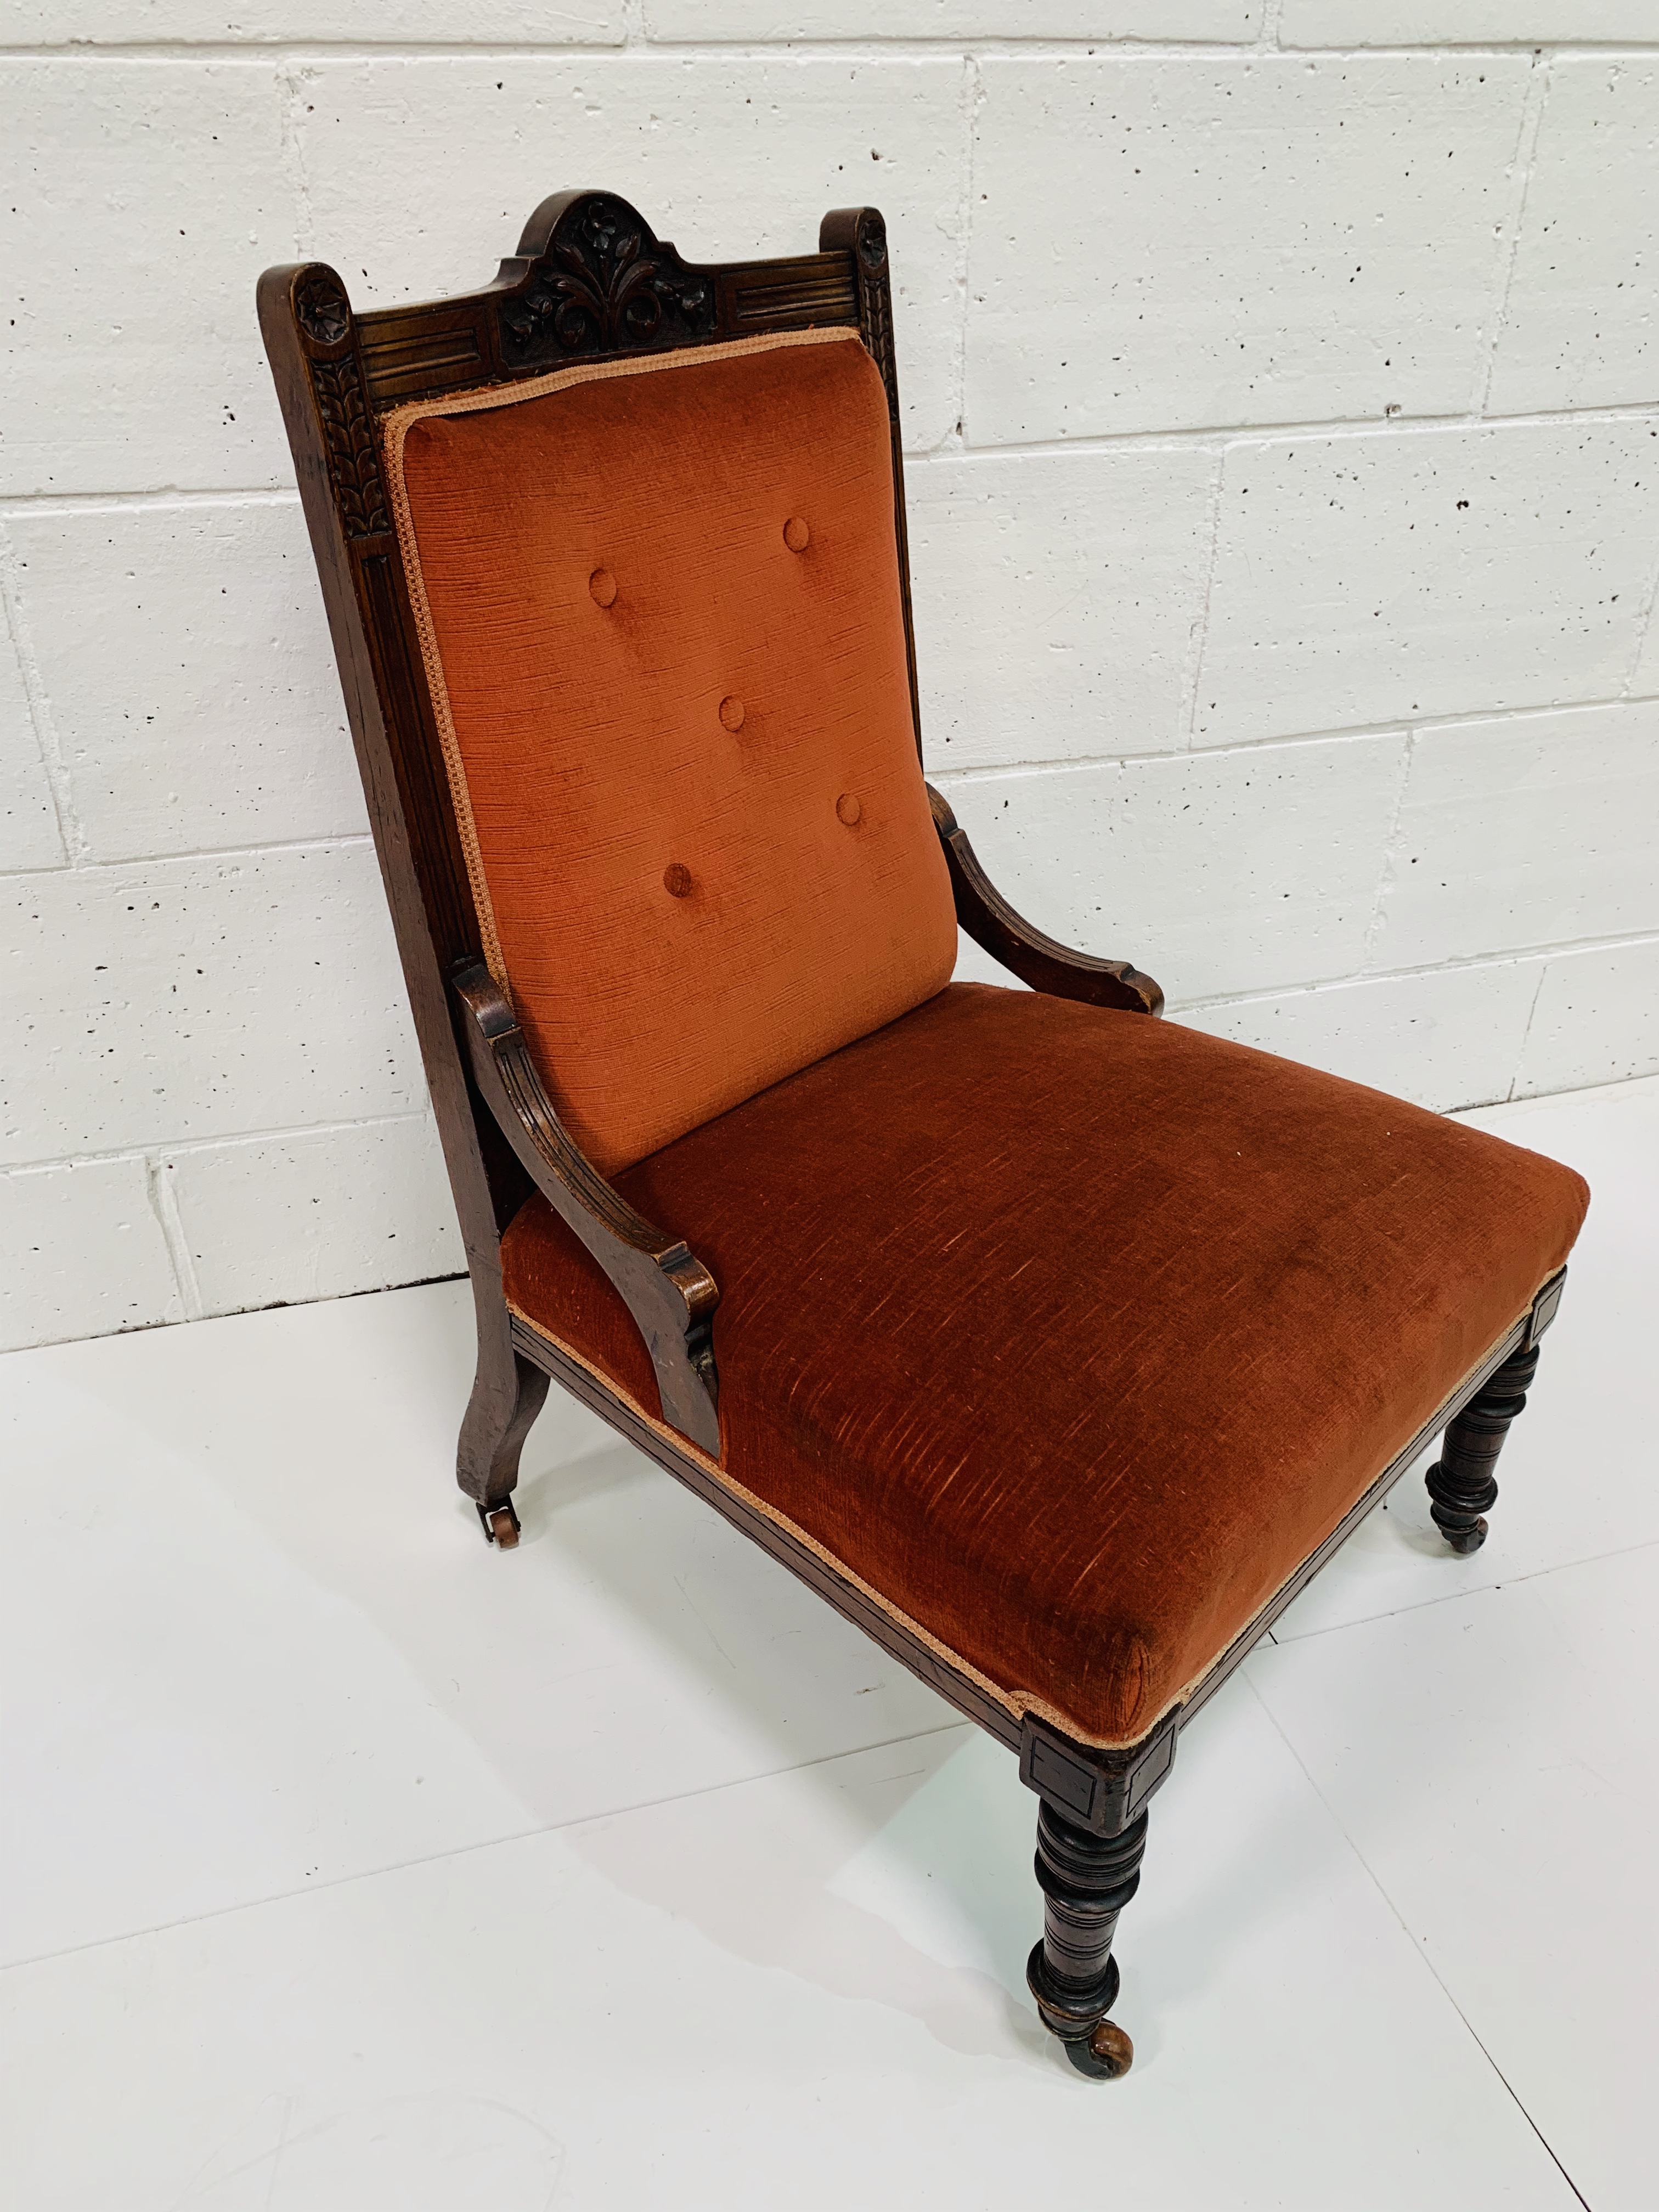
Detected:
left=392, top=331, right=956, bottom=1175
left=501, top=984, right=1588, bottom=1748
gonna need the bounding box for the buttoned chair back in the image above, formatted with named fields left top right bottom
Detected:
left=387, top=323, right=955, bottom=1175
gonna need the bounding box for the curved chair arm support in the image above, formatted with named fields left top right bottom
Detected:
left=927, top=786, right=1164, bottom=1018
left=453, top=962, right=721, bottom=1457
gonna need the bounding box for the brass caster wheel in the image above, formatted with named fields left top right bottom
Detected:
left=1064, top=2020, right=1134, bottom=2080
left=1443, top=1516, right=1488, bottom=1555
left=477, top=1497, right=521, bottom=1549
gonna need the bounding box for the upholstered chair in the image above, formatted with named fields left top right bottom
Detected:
left=260, top=193, right=1587, bottom=2079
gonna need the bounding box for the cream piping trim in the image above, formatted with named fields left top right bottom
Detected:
left=1156, top=1292, right=1542, bottom=1721
left=506, top=1297, right=1040, bottom=1737
left=381, top=326, right=867, bottom=998
left=512, top=1288, right=1545, bottom=1754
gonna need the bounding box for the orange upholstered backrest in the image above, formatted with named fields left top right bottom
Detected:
left=387, top=328, right=956, bottom=1176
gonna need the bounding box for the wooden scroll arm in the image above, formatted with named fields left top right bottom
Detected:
left=927, top=785, right=1164, bottom=1018
left=453, top=962, right=721, bottom=1457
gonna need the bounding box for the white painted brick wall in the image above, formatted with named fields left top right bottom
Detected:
left=2, top=9, right=1656, bottom=1353
left=967, top=54, right=1531, bottom=441
left=5, top=498, right=363, bottom=860
left=1484, top=58, right=1659, bottom=416
left=1193, top=420, right=1658, bottom=744
left=294, top=52, right=968, bottom=451
left=908, top=445, right=1217, bottom=765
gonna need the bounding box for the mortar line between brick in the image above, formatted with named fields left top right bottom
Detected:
left=4, top=38, right=1659, bottom=59
left=5, top=398, right=1656, bottom=520
left=929, top=687, right=1659, bottom=780
left=946, top=398, right=1659, bottom=461
left=1360, top=729, right=1418, bottom=969
left=1616, top=341, right=1659, bottom=693
left=1178, top=448, right=1226, bottom=749
left=0, top=832, right=374, bottom=885
left=275, top=55, right=317, bottom=258
left=0, top=522, right=87, bottom=868
left=949, top=53, right=979, bottom=455
left=1165, top=927, right=1659, bottom=1017
left=1508, top=963, right=1553, bottom=1102
left=1256, top=0, right=1285, bottom=53
left=2, top=1109, right=439, bottom=1180
left=0, top=489, right=298, bottom=517
left=1475, top=49, right=1551, bottom=417
left=144, top=1153, right=205, bottom=1322
left=1622, top=546, right=1659, bottom=700
left=0, top=671, right=1639, bottom=877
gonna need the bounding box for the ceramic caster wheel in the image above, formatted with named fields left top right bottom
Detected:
left=1064, top=2020, right=1134, bottom=2080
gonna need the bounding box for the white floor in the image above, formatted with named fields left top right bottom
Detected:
left=3, top=1080, right=1656, bottom=2211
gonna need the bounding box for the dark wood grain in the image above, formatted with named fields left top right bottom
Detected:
left=819, top=207, right=924, bottom=760
left=462, top=1356, right=549, bottom=1539
left=928, top=785, right=1164, bottom=1015
left=257, top=259, right=528, bottom=1513
left=351, top=190, right=865, bottom=411
left=1426, top=1337, right=1542, bottom=1554
left=495, top=192, right=717, bottom=364
left=1027, top=1804, right=1147, bottom=2076
left=455, top=962, right=721, bottom=1457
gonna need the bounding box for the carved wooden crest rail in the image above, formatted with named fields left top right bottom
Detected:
left=498, top=194, right=719, bottom=364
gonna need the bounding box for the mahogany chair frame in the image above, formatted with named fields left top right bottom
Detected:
left=259, top=191, right=1565, bottom=2079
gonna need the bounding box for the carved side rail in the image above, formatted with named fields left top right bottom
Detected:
left=927, top=786, right=1164, bottom=1017
left=453, top=963, right=721, bottom=1457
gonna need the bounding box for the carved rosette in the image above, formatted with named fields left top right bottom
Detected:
left=295, top=272, right=351, bottom=347
left=500, top=195, right=718, bottom=366
left=854, top=206, right=888, bottom=278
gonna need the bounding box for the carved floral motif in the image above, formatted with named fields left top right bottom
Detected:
left=501, top=195, right=716, bottom=363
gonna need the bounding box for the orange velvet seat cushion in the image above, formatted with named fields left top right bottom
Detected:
left=388, top=330, right=956, bottom=1175
left=500, top=984, right=1588, bottom=1749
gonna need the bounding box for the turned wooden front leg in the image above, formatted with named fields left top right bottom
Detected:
left=1026, top=1803, right=1148, bottom=2079
left=1426, top=1339, right=1541, bottom=1555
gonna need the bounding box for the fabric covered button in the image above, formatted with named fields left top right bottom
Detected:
left=663, top=862, right=694, bottom=899
left=836, top=793, right=862, bottom=827
left=719, top=695, right=746, bottom=733
left=783, top=516, right=810, bottom=553
left=589, top=568, right=618, bottom=608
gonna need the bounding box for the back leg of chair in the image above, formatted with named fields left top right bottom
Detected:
left=1026, top=1801, right=1148, bottom=2079
left=1425, top=1339, right=1542, bottom=1555
left=458, top=1340, right=550, bottom=1549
